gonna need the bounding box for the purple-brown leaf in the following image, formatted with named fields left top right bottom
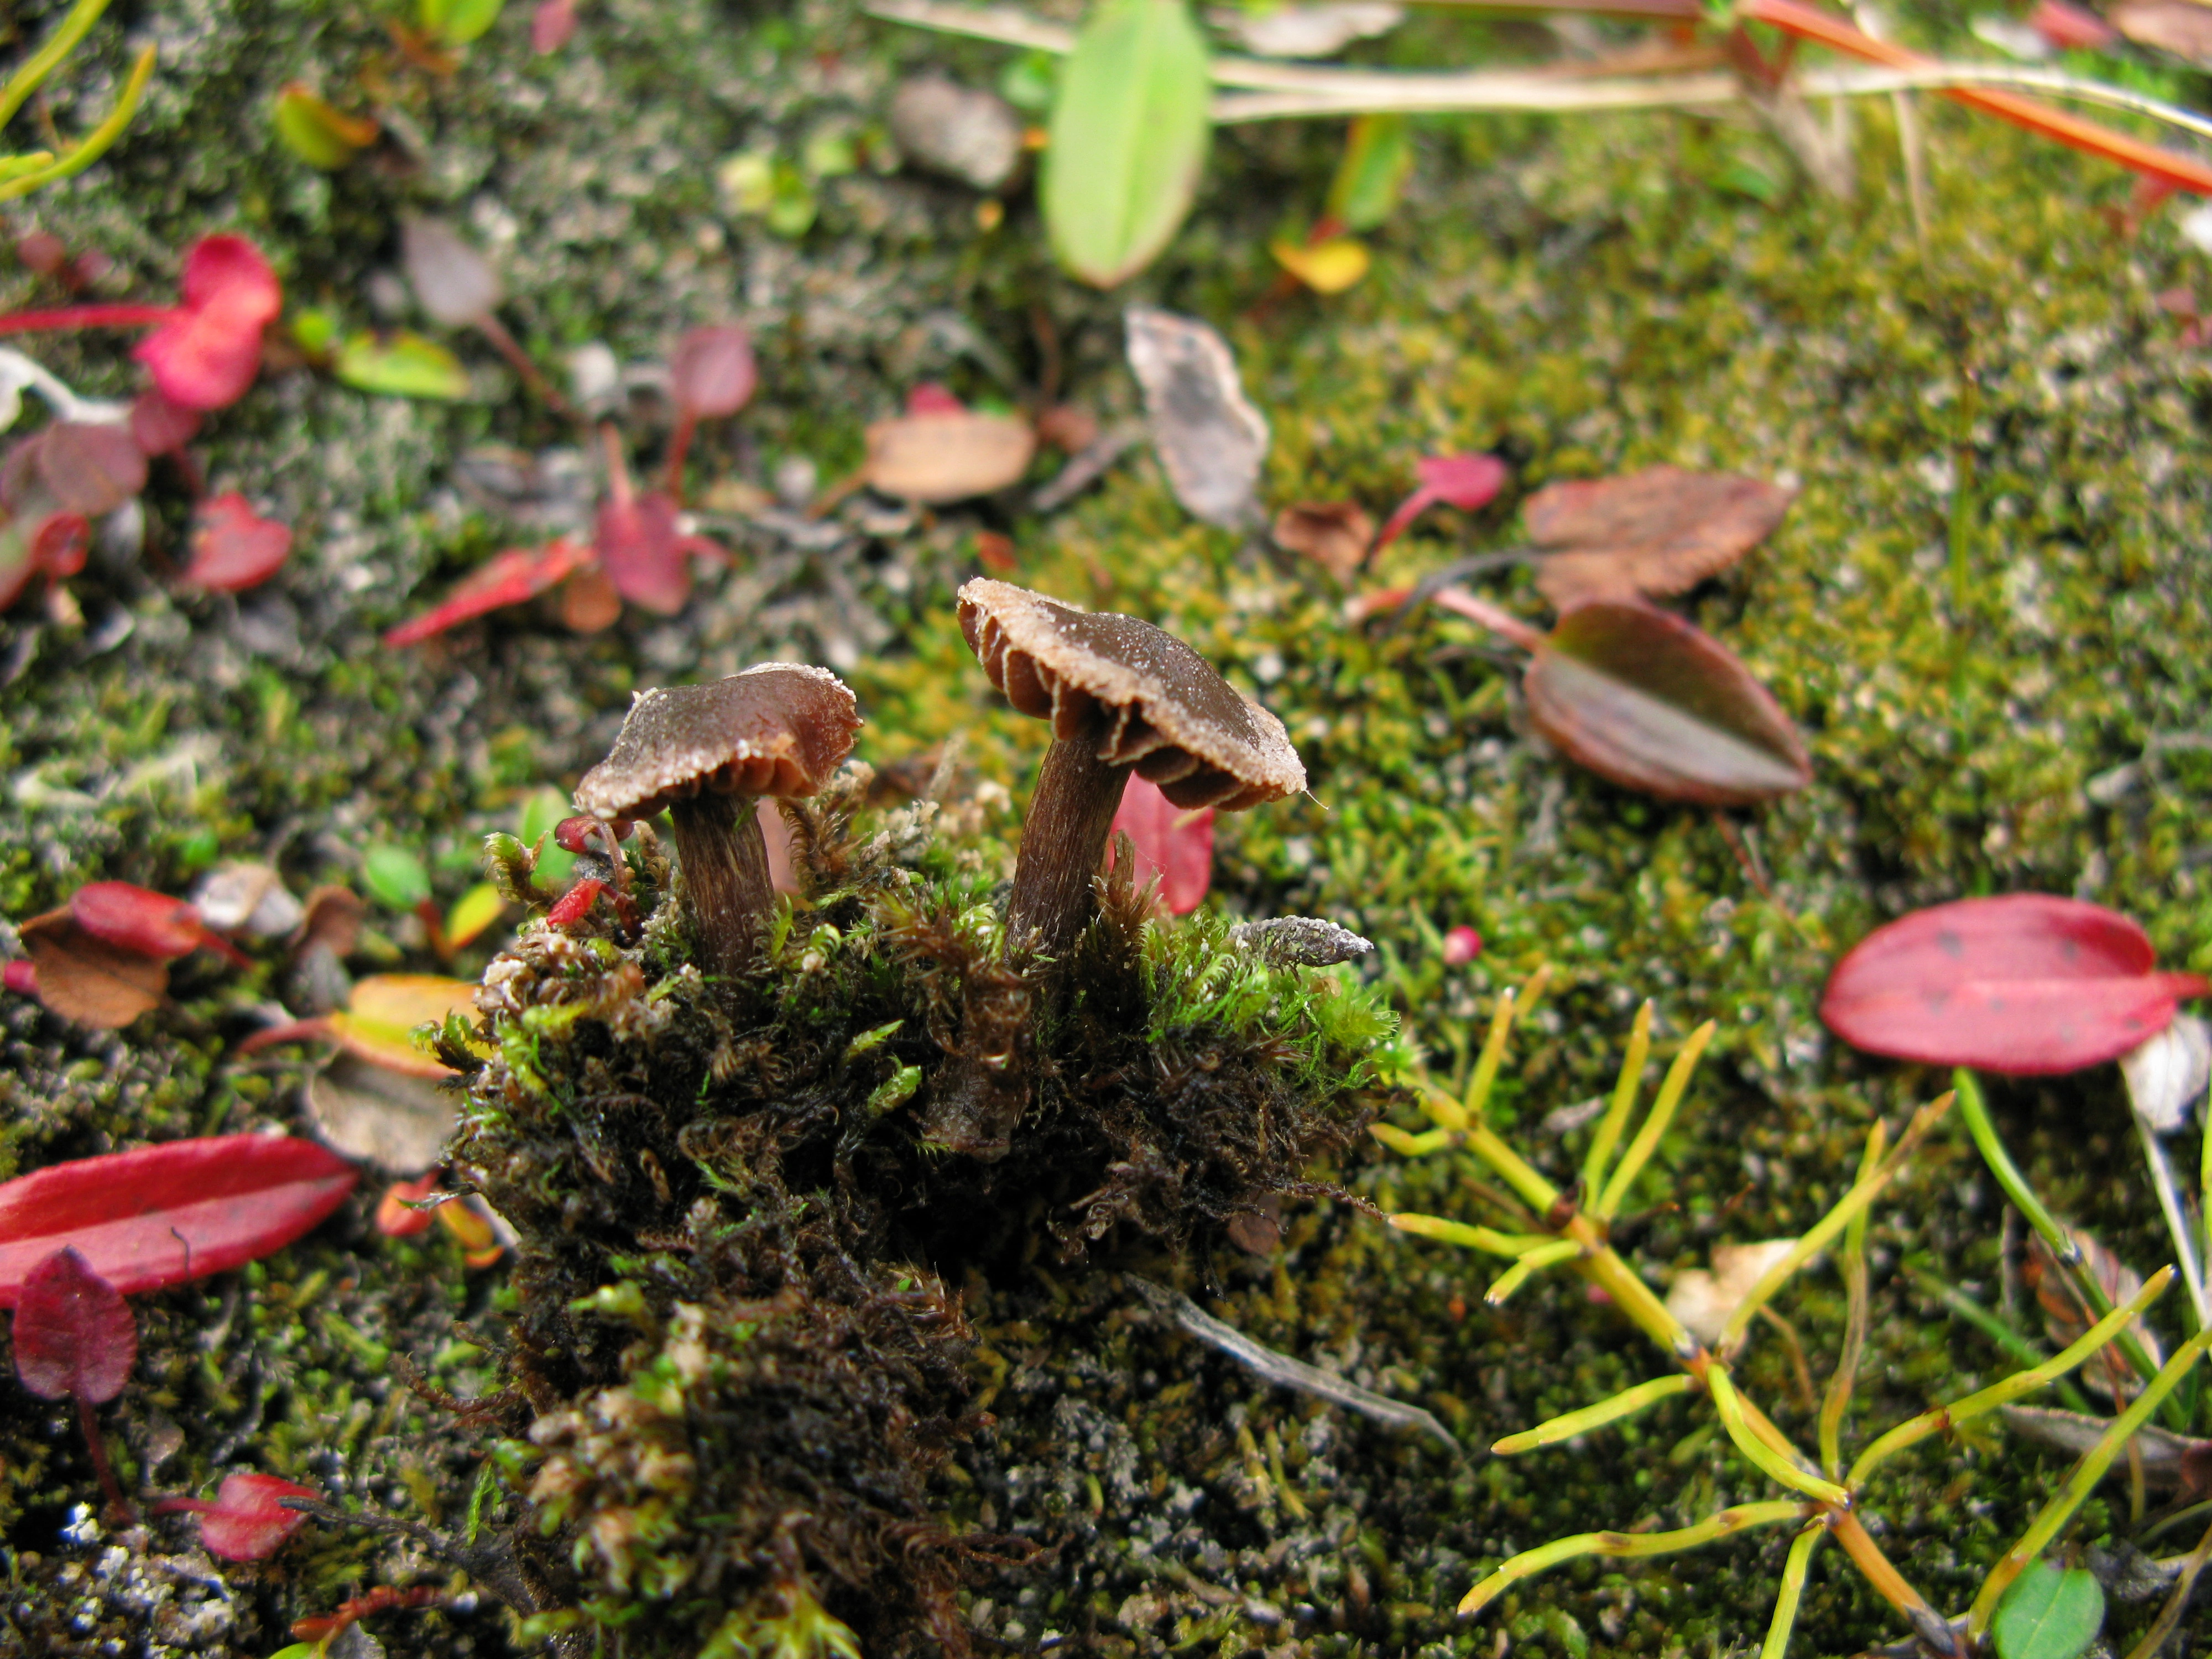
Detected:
left=13, top=1246, right=136, bottom=1404
left=669, top=325, right=757, bottom=419
left=1527, top=466, right=1796, bottom=609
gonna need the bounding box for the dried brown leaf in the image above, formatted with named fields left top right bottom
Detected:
left=1526, top=465, right=1796, bottom=609
left=17, top=907, right=167, bottom=1029
left=305, top=1053, right=457, bottom=1173
left=1272, top=500, right=1375, bottom=582
left=863, top=411, right=1036, bottom=504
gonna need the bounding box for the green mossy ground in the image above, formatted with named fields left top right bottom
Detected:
left=2, top=0, right=2211, bottom=1653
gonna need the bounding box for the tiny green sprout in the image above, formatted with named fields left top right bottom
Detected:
left=0, top=0, right=155, bottom=205
left=1379, top=972, right=2203, bottom=1659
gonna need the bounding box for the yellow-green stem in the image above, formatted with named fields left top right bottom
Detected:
left=1595, top=1021, right=1717, bottom=1219
left=1493, top=1374, right=1694, bottom=1454
left=1819, top=1120, right=1887, bottom=1479
left=1458, top=1500, right=1805, bottom=1616
left=1580, top=998, right=1652, bottom=1196
left=1760, top=1523, right=1826, bottom=1659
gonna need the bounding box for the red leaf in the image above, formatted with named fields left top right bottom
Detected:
left=182, top=494, right=292, bottom=591
left=594, top=488, right=687, bottom=613
left=1418, top=452, right=1509, bottom=511
left=31, top=512, right=88, bottom=578
left=156, top=1472, right=318, bottom=1561
left=382, top=538, right=595, bottom=647
left=906, top=383, right=965, bottom=415
left=532, top=0, right=578, bottom=51
left=0, top=1135, right=359, bottom=1307
left=1108, top=775, right=1215, bottom=915
left=133, top=236, right=280, bottom=411
left=2032, top=0, right=2119, bottom=48
left=669, top=325, right=756, bottom=418
left=38, top=422, right=146, bottom=517
left=12, top=1246, right=135, bottom=1404
left=373, top=1172, right=443, bottom=1238
left=15, top=906, right=169, bottom=1027
left=70, top=881, right=204, bottom=959
left=1820, top=894, right=2210, bottom=1075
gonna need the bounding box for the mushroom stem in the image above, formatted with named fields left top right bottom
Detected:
left=665, top=791, right=774, bottom=985
left=1005, top=735, right=1132, bottom=963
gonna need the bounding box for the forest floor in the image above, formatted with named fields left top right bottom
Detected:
left=5, top=0, right=2212, bottom=1656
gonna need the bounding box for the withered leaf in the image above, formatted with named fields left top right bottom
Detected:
left=1125, top=307, right=1270, bottom=529
left=1273, top=500, right=1375, bottom=582
left=1526, top=465, right=1796, bottom=609
left=17, top=907, right=168, bottom=1029
left=863, top=411, right=1037, bottom=504
left=306, top=1053, right=457, bottom=1173
left=2112, top=0, right=2212, bottom=64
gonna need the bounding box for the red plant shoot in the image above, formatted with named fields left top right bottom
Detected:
left=154, top=1472, right=318, bottom=1561
left=13, top=1246, right=137, bottom=1519
left=1372, top=453, right=1509, bottom=558
left=664, top=324, right=756, bottom=498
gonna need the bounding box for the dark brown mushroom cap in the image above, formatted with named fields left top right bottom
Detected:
left=957, top=578, right=1305, bottom=811
left=574, top=664, right=860, bottom=822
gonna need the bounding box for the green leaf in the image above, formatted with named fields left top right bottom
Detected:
left=1042, top=0, right=1211, bottom=288
left=333, top=331, right=471, bottom=401
left=362, top=844, right=432, bottom=911
left=272, top=85, right=377, bottom=170
left=444, top=882, right=506, bottom=948
left=1993, top=1561, right=2104, bottom=1659
left=518, top=786, right=576, bottom=886
left=421, top=0, right=505, bottom=45
left=1324, top=113, right=1412, bottom=233
left=265, top=1646, right=321, bottom=1659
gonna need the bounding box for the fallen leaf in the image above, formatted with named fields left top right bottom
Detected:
left=559, top=565, right=623, bottom=633
left=2024, top=1227, right=2159, bottom=1395
left=1665, top=1238, right=1800, bottom=1348
left=182, top=494, right=292, bottom=591
left=1274, top=500, right=1375, bottom=581
left=888, top=73, right=1026, bottom=191
left=1372, top=452, right=1508, bottom=554
left=306, top=1053, right=457, bottom=1172
left=2112, top=0, right=2212, bottom=63
left=1454, top=596, right=1812, bottom=806
left=443, top=881, right=505, bottom=947
left=1043, top=0, right=1212, bottom=286
left=1526, top=466, right=1797, bottom=609
left=37, top=422, right=145, bottom=517
left=155, top=1472, right=319, bottom=1561
left=669, top=324, right=757, bottom=419
left=1991, top=1559, right=2104, bottom=1659
left=401, top=216, right=502, bottom=328
left=374, top=1172, right=443, bottom=1237
left=2122, top=1014, right=2210, bottom=1133
left=382, top=538, right=595, bottom=646
left=328, top=973, right=482, bottom=1079
left=863, top=410, right=1036, bottom=503
left=0, top=1135, right=359, bottom=1305
left=1214, top=0, right=1404, bottom=57
left=273, top=84, right=379, bottom=170
left=298, top=885, right=367, bottom=958
left=333, top=331, right=471, bottom=400
left=133, top=236, right=282, bottom=412
left=1819, top=894, right=2210, bottom=1074
left=69, top=881, right=205, bottom=959
left=1125, top=306, right=1270, bottom=528
left=1108, top=776, right=1214, bottom=914
left=191, top=864, right=304, bottom=938
left=1270, top=237, right=1371, bottom=295
left=15, top=906, right=168, bottom=1027
left=437, top=1196, right=503, bottom=1267
left=594, top=486, right=690, bottom=612
left=128, top=388, right=200, bottom=457
left=12, top=1246, right=135, bottom=1403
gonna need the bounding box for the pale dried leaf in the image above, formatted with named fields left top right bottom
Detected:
left=1125, top=307, right=1270, bottom=529
left=2122, top=1013, right=2211, bottom=1133
left=306, top=1053, right=458, bottom=1173
left=863, top=411, right=1036, bottom=503
left=2112, top=0, right=2212, bottom=63
left=1273, top=500, right=1375, bottom=582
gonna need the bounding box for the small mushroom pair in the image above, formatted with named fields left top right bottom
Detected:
left=575, top=663, right=859, bottom=986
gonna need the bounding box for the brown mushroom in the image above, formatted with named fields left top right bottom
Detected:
left=958, top=578, right=1306, bottom=965
left=574, top=664, right=859, bottom=985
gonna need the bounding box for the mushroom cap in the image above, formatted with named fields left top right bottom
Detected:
left=957, top=578, right=1305, bottom=811
left=575, top=664, right=861, bottom=822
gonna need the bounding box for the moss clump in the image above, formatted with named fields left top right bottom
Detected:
left=449, top=765, right=1399, bottom=1654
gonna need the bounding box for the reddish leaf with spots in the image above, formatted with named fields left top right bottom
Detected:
left=13, top=1246, right=138, bottom=1517
left=0, top=1135, right=359, bottom=1306
left=1108, top=776, right=1214, bottom=915
left=155, top=1472, right=319, bottom=1561
left=1820, top=894, right=2210, bottom=1074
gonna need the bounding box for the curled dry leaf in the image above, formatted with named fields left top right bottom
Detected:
left=862, top=410, right=1036, bottom=503
left=155, top=1472, right=320, bottom=1561
left=0, top=1135, right=358, bottom=1305
left=1819, top=894, right=2209, bottom=1075
left=1664, top=1238, right=1801, bottom=1349
left=183, top=494, right=293, bottom=592
left=2121, top=1013, right=2210, bottom=1133
left=1526, top=465, right=1797, bottom=610
left=15, top=905, right=168, bottom=1027
left=1436, top=592, right=1809, bottom=806
left=1107, top=777, right=1214, bottom=915
left=13, top=1246, right=136, bottom=1404
left=1125, top=307, right=1270, bottom=529
left=1273, top=500, right=1375, bottom=582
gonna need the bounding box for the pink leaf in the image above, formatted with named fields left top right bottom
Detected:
left=1109, top=775, right=1214, bottom=915
left=156, top=1472, right=318, bottom=1562
left=669, top=325, right=756, bottom=418
left=383, top=538, right=595, bottom=647
left=31, top=512, right=88, bottom=578
left=12, top=1246, right=135, bottom=1404
left=133, top=236, right=280, bottom=411
left=594, top=488, right=687, bottom=613
left=1417, top=452, right=1509, bottom=511
left=0, top=1135, right=359, bottom=1306
left=182, top=494, right=292, bottom=591
left=128, top=388, right=201, bottom=457
left=1820, top=894, right=2210, bottom=1075
left=2032, top=0, right=2119, bottom=46
left=905, top=383, right=965, bottom=416
left=531, top=0, right=578, bottom=51
left=70, top=882, right=204, bottom=959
